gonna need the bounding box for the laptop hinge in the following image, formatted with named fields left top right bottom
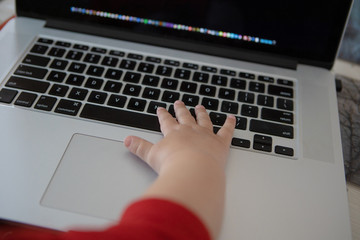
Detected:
left=45, top=19, right=298, bottom=70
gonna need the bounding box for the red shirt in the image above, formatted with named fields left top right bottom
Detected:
left=1, top=198, right=211, bottom=240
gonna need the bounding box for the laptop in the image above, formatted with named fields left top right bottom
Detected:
left=0, top=0, right=353, bottom=239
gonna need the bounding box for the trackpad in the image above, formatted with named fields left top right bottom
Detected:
left=41, top=134, right=157, bottom=220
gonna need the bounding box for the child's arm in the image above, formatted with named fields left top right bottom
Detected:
left=125, top=100, right=236, bottom=239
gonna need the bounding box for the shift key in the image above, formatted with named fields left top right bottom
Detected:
left=6, top=76, right=50, bottom=93
left=14, top=64, right=48, bottom=79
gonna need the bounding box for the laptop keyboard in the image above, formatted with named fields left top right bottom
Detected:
left=0, top=36, right=297, bottom=158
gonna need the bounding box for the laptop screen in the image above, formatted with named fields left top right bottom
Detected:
left=16, top=0, right=352, bottom=69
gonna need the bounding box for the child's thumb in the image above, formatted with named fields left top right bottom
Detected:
left=124, top=136, right=153, bottom=164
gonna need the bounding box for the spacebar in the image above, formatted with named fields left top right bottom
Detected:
left=80, top=104, right=161, bottom=132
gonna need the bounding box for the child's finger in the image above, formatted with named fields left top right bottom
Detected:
left=195, top=105, right=212, bottom=129
left=217, top=115, right=236, bottom=144
left=157, top=107, right=178, bottom=135
left=124, top=136, right=154, bottom=164
left=174, top=101, right=195, bottom=125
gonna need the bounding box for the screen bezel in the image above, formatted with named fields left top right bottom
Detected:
left=15, top=0, right=353, bottom=69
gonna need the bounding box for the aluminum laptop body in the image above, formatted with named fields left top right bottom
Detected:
left=0, top=1, right=353, bottom=239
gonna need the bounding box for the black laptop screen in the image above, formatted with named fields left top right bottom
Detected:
left=16, top=0, right=352, bottom=68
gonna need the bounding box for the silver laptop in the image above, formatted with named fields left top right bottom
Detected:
left=0, top=0, right=353, bottom=239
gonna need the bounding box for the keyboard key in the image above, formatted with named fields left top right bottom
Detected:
left=183, top=62, right=198, bottom=70
left=6, top=76, right=49, bottom=93
left=142, top=87, right=160, bottom=100
left=193, top=72, right=209, bottom=83
left=14, top=64, right=48, bottom=79
left=253, top=142, right=272, bottom=152
left=249, top=82, right=265, bottom=93
left=261, top=108, right=294, bottom=124
left=0, top=88, right=18, bottom=103
left=101, top=56, right=119, bottom=67
left=182, top=94, right=199, bottom=107
left=201, top=66, right=217, bottom=73
left=142, top=75, right=160, bottom=87
left=241, top=104, right=258, bottom=118
left=84, top=53, right=101, bottom=64
left=162, top=91, right=180, bottom=103
left=199, top=85, right=216, bottom=96
left=104, top=81, right=122, bottom=93
left=210, top=112, right=227, bottom=126
left=277, top=79, right=294, bottom=87
left=35, top=96, right=57, bottom=111
left=146, top=56, right=161, bottom=63
left=257, top=95, right=274, bottom=107
left=55, top=41, right=71, bottom=48
left=221, top=101, right=239, bottom=114
left=23, top=54, right=50, bottom=67
left=220, top=69, right=236, bottom=76
left=239, top=72, right=255, bottom=79
left=277, top=98, right=294, bottom=111
left=175, top=69, right=191, bottom=80
left=138, top=63, right=154, bottom=73
left=180, top=82, right=197, bottom=93
left=47, top=71, right=66, bottom=83
left=142, top=75, right=160, bottom=86
left=156, top=66, right=173, bottom=76
left=88, top=91, right=108, bottom=104
left=235, top=116, right=247, bottom=130
left=73, top=44, right=90, bottom=51
left=230, top=78, right=246, bottom=90
left=38, top=38, right=54, bottom=44
left=164, top=59, right=180, bottom=66
left=30, top=44, right=49, bottom=54
left=161, top=78, right=179, bottom=90
left=91, top=47, right=107, bottom=54
left=68, top=88, right=88, bottom=100
left=201, top=97, right=219, bottom=110
left=254, top=134, right=272, bottom=145
left=128, top=53, right=143, bottom=60
left=250, top=119, right=294, bottom=139
left=50, top=59, right=69, bottom=70
left=66, top=74, right=85, bottom=86
left=268, top=85, right=293, bottom=98
left=85, top=77, right=104, bottom=89
left=48, top=47, right=66, bottom=57
left=147, top=101, right=167, bottom=114
left=80, top=104, right=160, bottom=132
left=127, top=98, right=146, bottom=111
left=238, top=92, right=255, bottom=104
left=55, top=99, right=82, bottom=116
left=15, top=92, right=37, bottom=107
left=107, top=94, right=127, bottom=108
left=109, top=50, right=125, bottom=57
left=231, top=138, right=251, bottom=148
left=66, top=50, right=84, bottom=61
left=258, top=75, right=274, bottom=83
left=123, top=84, right=141, bottom=96
left=49, top=84, right=69, bottom=97
left=219, top=88, right=235, bottom=100
left=120, top=59, right=137, bottom=70
left=275, top=146, right=294, bottom=157
left=105, top=68, right=123, bottom=80
left=123, top=72, right=141, bottom=83
left=86, top=65, right=105, bottom=77
left=212, top=75, right=228, bottom=86
left=68, top=62, right=86, bottom=73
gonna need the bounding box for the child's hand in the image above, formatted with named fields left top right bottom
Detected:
left=124, top=100, right=235, bottom=239
left=124, top=100, right=236, bottom=174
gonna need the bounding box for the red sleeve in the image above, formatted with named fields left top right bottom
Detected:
left=1, top=198, right=211, bottom=240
